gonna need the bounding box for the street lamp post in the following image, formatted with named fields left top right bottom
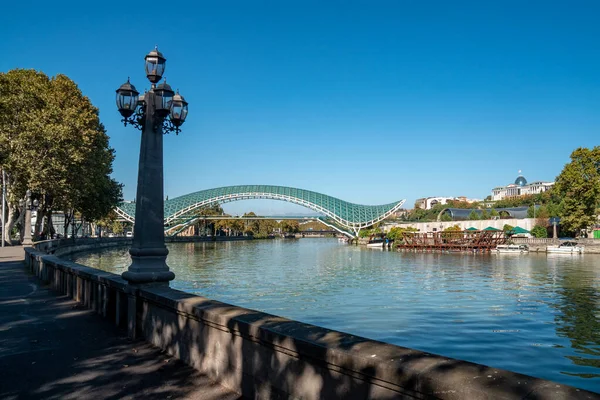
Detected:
left=21, top=189, right=39, bottom=246
left=116, top=47, right=189, bottom=285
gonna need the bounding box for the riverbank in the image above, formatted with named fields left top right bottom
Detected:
left=0, top=245, right=241, bottom=400
left=23, top=237, right=600, bottom=398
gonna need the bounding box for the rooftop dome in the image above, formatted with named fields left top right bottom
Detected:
left=515, top=170, right=527, bottom=186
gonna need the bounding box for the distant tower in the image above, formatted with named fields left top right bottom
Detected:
left=515, top=170, right=527, bottom=187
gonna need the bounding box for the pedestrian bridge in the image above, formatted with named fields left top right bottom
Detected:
left=115, top=185, right=405, bottom=237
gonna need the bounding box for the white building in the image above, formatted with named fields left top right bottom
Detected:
left=491, top=173, right=554, bottom=201
left=414, top=196, right=483, bottom=210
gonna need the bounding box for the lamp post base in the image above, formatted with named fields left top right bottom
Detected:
left=122, top=246, right=174, bottom=285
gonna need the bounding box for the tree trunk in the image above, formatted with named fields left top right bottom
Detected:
left=63, top=210, right=73, bottom=239
left=45, top=208, right=55, bottom=238
left=34, top=209, right=43, bottom=241
left=2, top=171, right=18, bottom=246
left=4, top=203, right=17, bottom=246
left=71, top=213, right=76, bottom=240
left=17, top=205, right=25, bottom=243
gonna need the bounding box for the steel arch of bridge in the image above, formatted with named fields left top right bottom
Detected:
left=115, top=185, right=405, bottom=237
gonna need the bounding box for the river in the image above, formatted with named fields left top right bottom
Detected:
left=70, top=238, right=600, bottom=393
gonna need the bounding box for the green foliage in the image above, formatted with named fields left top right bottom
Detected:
left=280, top=220, right=300, bottom=234
left=443, top=225, right=462, bottom=232
left=468, top=210, right=480, bottom=220
left=554, top=147, right=600, bottom=235
left=441, top=224, right=462, bottom=239
left=386, top=226, right=417, bottom=241
left=529, top=205, right=554, bottom=220
left=490, top=209, right=499, bottom=218
left=406, top=201, right=479, bottom=222
left=299, top=220, right=329, bottom=231
left=480, top=209, right=489, bottom=220
left=0, top=69, right=122, bottom=238
left=196, top=204, right=225, bottom=216
left=203, top=212, right=305, bottom=237
left=526, top=204, right=559, bottom=220
left=359, top=228, right=378, bottom=238
left=228, top=219, right=246, bottom=235
left=531, top=225, right=548, bottom=238
left=111, top=220, right=124, bottom=235
left=446, top=200, right=478, bottom=209
left=408, top=207, right=429, bottom=221
left=503, top=224, right=514, bottom=233
left=546, top=202, right=563, bottom=218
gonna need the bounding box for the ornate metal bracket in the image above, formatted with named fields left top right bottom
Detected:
left=121, top=102, right=181, bottom=135
left=121, top=103, right=146, bottom=130
left=162, top=118, right=182, bottom=135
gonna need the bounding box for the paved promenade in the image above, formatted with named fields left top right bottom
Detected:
left=0, top=246, right=242, bottom=400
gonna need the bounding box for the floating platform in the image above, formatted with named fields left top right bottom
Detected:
left=397, top=230, right=507, bottom=253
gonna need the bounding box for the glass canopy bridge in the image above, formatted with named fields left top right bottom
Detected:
left=115, top=185, right=405, bottom=238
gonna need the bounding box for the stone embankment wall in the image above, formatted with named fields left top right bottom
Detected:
left=35, top=235, right=251, bottom=257
left=23, top=239, right=600, bottom=400
left=511, top=237, right=600, bottom=253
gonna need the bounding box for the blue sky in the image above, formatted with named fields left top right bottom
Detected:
left=2, top=1, right=599, bottom=215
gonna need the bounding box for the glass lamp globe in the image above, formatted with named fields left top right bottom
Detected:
left=115, top=79, right=140, bottom=118
left=144, top=47, right=166, bottom=84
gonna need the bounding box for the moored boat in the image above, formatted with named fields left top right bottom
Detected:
left=366, top=238, right=393, bottom=248
left=495, top=244, right=529, bottom=253
left=546, top=241, right=584, bottom=254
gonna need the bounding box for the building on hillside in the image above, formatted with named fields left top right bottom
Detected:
left=414, top=196, right=482, bottom=210
left=440, top=207, right=531, bottom=221
left=390, top=209, right=409, bottom=218
left=491, top=172, right=554, bottom=201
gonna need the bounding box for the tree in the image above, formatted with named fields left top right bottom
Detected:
left=385, top=226, right=417, bottom=241
left=280, top=220, right=300, bottom=234
left=111, top=220, right=125, bottom=235
left=480, top=209, right=489, bottom=220
left=359, top=228, right=377, bottom=238
left=531, top=225, right=548, bottom=238
left=441, top=224, right=462, bottom=241
left=0, top=69, right=122, bottom=243
left=468, top=210, right=480, bottom=220
left=242, top=211, right=261, bottom=234
left=213, top=217, right=232, bottom=235
left=411, top=207, right=428, bottom=221
left=257, top=219, right=277, bottom=237
left=229, top=219, right=245, bottom=236
left=94, top=211, right=120, bottom=238
left=553, top=147, right=600, bottom=235
left=490, top=209, right=500, bottom=218
left=444, top=225, right=462, bottom=232
left=299, top=220, right=330, bottom=231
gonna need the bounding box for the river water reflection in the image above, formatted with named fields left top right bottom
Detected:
left=71, top=238, right=600, bottom=393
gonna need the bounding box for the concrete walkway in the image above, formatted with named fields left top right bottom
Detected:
left=0, top=246, right=242, bottom=400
